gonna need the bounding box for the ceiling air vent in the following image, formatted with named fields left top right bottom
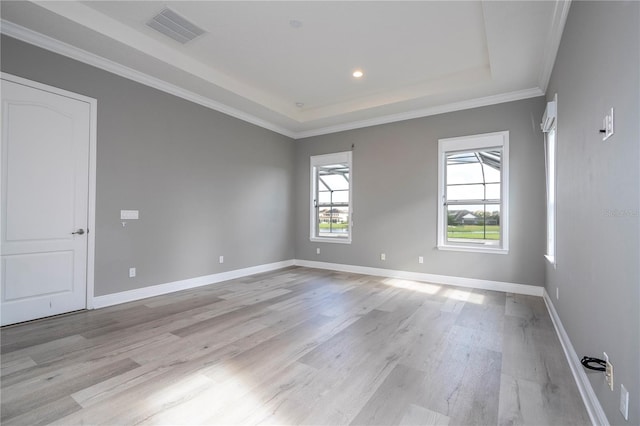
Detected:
left=146, top=8, right=205, bottom=44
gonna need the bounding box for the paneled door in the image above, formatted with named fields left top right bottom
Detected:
left=1, top=76, right=94, bottom=325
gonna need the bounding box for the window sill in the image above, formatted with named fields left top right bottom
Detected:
left=545, top=254, right=556, bottom=268
left=437, top=245, right=508, bottom=255
left=311, top=237, right=352, bottom=244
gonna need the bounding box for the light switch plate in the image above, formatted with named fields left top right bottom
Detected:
left=121, top=210, right=139, bottom=220
left=603, top=108, right=614, bottom=141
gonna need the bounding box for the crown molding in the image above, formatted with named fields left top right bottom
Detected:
left=0, top=20, right=297, bottom=139
left=538, top=0, right=572, bottom=93
left=2, top=19, right=549, bottom=141
left=295, top=87, right=545, bottom=139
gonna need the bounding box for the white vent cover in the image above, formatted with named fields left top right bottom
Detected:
left=146, top=8, right=205, bottom=44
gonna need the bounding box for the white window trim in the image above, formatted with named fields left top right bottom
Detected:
left=437, top=131, right=509, bottom=254
left=310, top=151, right=352, bottom=244
left=543, top=94, right=558, bottom=267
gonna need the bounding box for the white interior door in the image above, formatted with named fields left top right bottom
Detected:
left=1, top=77, right=92, bottom=326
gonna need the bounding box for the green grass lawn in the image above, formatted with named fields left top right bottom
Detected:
left=319, top=223, right=349, bottom=229
left=448, top=224, right=500, bottom=240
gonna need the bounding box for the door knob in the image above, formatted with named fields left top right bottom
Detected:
left=72, top=229, right=85, bottom=235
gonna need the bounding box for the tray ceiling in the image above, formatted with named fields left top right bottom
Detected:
left=0, top=1, right=569, bottom=138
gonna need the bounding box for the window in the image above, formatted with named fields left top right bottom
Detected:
left=437, top=131, right=509, bottom=253
left=310, top=151, right=352, bottom=243
left=542, top=96, right=557, bottom=265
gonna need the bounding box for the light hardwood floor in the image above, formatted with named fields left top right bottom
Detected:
left=1, top=267, right=590, bottom=425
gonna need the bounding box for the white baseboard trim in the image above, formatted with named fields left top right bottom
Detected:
left=543, top=289, right=608, bottom=426
left=293, top=259, right=544, bottom=296
left=92, top=260, right=295, bottom=309
left=93, top=257, right=543, bottom=308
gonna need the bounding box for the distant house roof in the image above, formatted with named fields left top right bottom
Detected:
left=462, top=213, right=476, bottom=219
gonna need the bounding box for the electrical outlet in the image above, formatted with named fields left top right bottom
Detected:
left=620, top=384, right=629, bottom=420
left=380, top=253, right=386, bottom=261
left=316, top=247, right=320, bottom=255
left=219, top=256, right=224, bottom=264
left=418, top=256, right=424, bottom=264
left=604, top=352, right=614, bottom=391
left=129, top=267, right=136, bottom=278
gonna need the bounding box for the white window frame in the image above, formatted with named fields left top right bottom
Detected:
left=310, top=151, right=352, bottom=244
left=542, top=95, right=557, bottom=266
left=437, top=131, right=509, bottom=254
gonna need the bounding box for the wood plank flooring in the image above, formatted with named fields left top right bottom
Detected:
left=1, top=267, right=591, bottom=425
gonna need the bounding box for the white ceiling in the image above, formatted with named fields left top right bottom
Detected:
left=0, top=1, right=570, bottom=139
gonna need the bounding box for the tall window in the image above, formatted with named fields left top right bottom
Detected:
left=542, top=97, right=557, bottom=265
left=437, top=132, right=509, bottom=253
left=310, top=151, right=352, bottom=243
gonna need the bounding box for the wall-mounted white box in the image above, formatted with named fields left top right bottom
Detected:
left=121, top=210, right=139, bottom=220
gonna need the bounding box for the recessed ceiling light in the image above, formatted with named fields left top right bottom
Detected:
left=289, top=20, right=303, bottom=29
left=352, top=70, right=364, bottom=78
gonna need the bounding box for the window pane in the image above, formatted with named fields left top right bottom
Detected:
left=478, top=150, right=501, bottom=171
left=482, top=165, right=500, bottom=183
left=485, top=183, right=501, bottom=200
left=318, top=208, right=349, bottom=237
left=447, top=162, right=483, bottom=184
left=318, top=190, right=331, bottom=204
left=320, top=173, right=349, bottom=191
left=331, top=190, right=349, bottom=204
left=447, top=150, right=501, bottom=185
left=447, top=184, right=484, bottom=201
left=446, top=205, right=500, bottom=244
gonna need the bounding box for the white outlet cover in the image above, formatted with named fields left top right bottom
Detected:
left=620, top=384, right=629, bottom=420
left=219, top=256, right=224, bottom=264
left=418, top=256, right=424, bottom=264
left=129, top=267, right=136, bottom=278
left=380, top=253, right=386, bottom=261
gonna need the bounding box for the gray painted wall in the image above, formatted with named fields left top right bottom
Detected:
left=1, top=36, right=296, bottom=296
left=294, top=97, right=546, bottom=287
left=545, top=2, right=639, bottom=424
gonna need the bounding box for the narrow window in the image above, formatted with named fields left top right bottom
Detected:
left=437, top=132, right=509, bottom=254
left=310, top=151, right=352, bottom=243
left=542, top=96, right=557, bottom=265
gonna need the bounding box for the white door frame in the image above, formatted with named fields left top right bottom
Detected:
left=1, top=72, right=97, bottom=310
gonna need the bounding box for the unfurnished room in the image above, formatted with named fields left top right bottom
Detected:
left=0, top=1, right=638, bottom=425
